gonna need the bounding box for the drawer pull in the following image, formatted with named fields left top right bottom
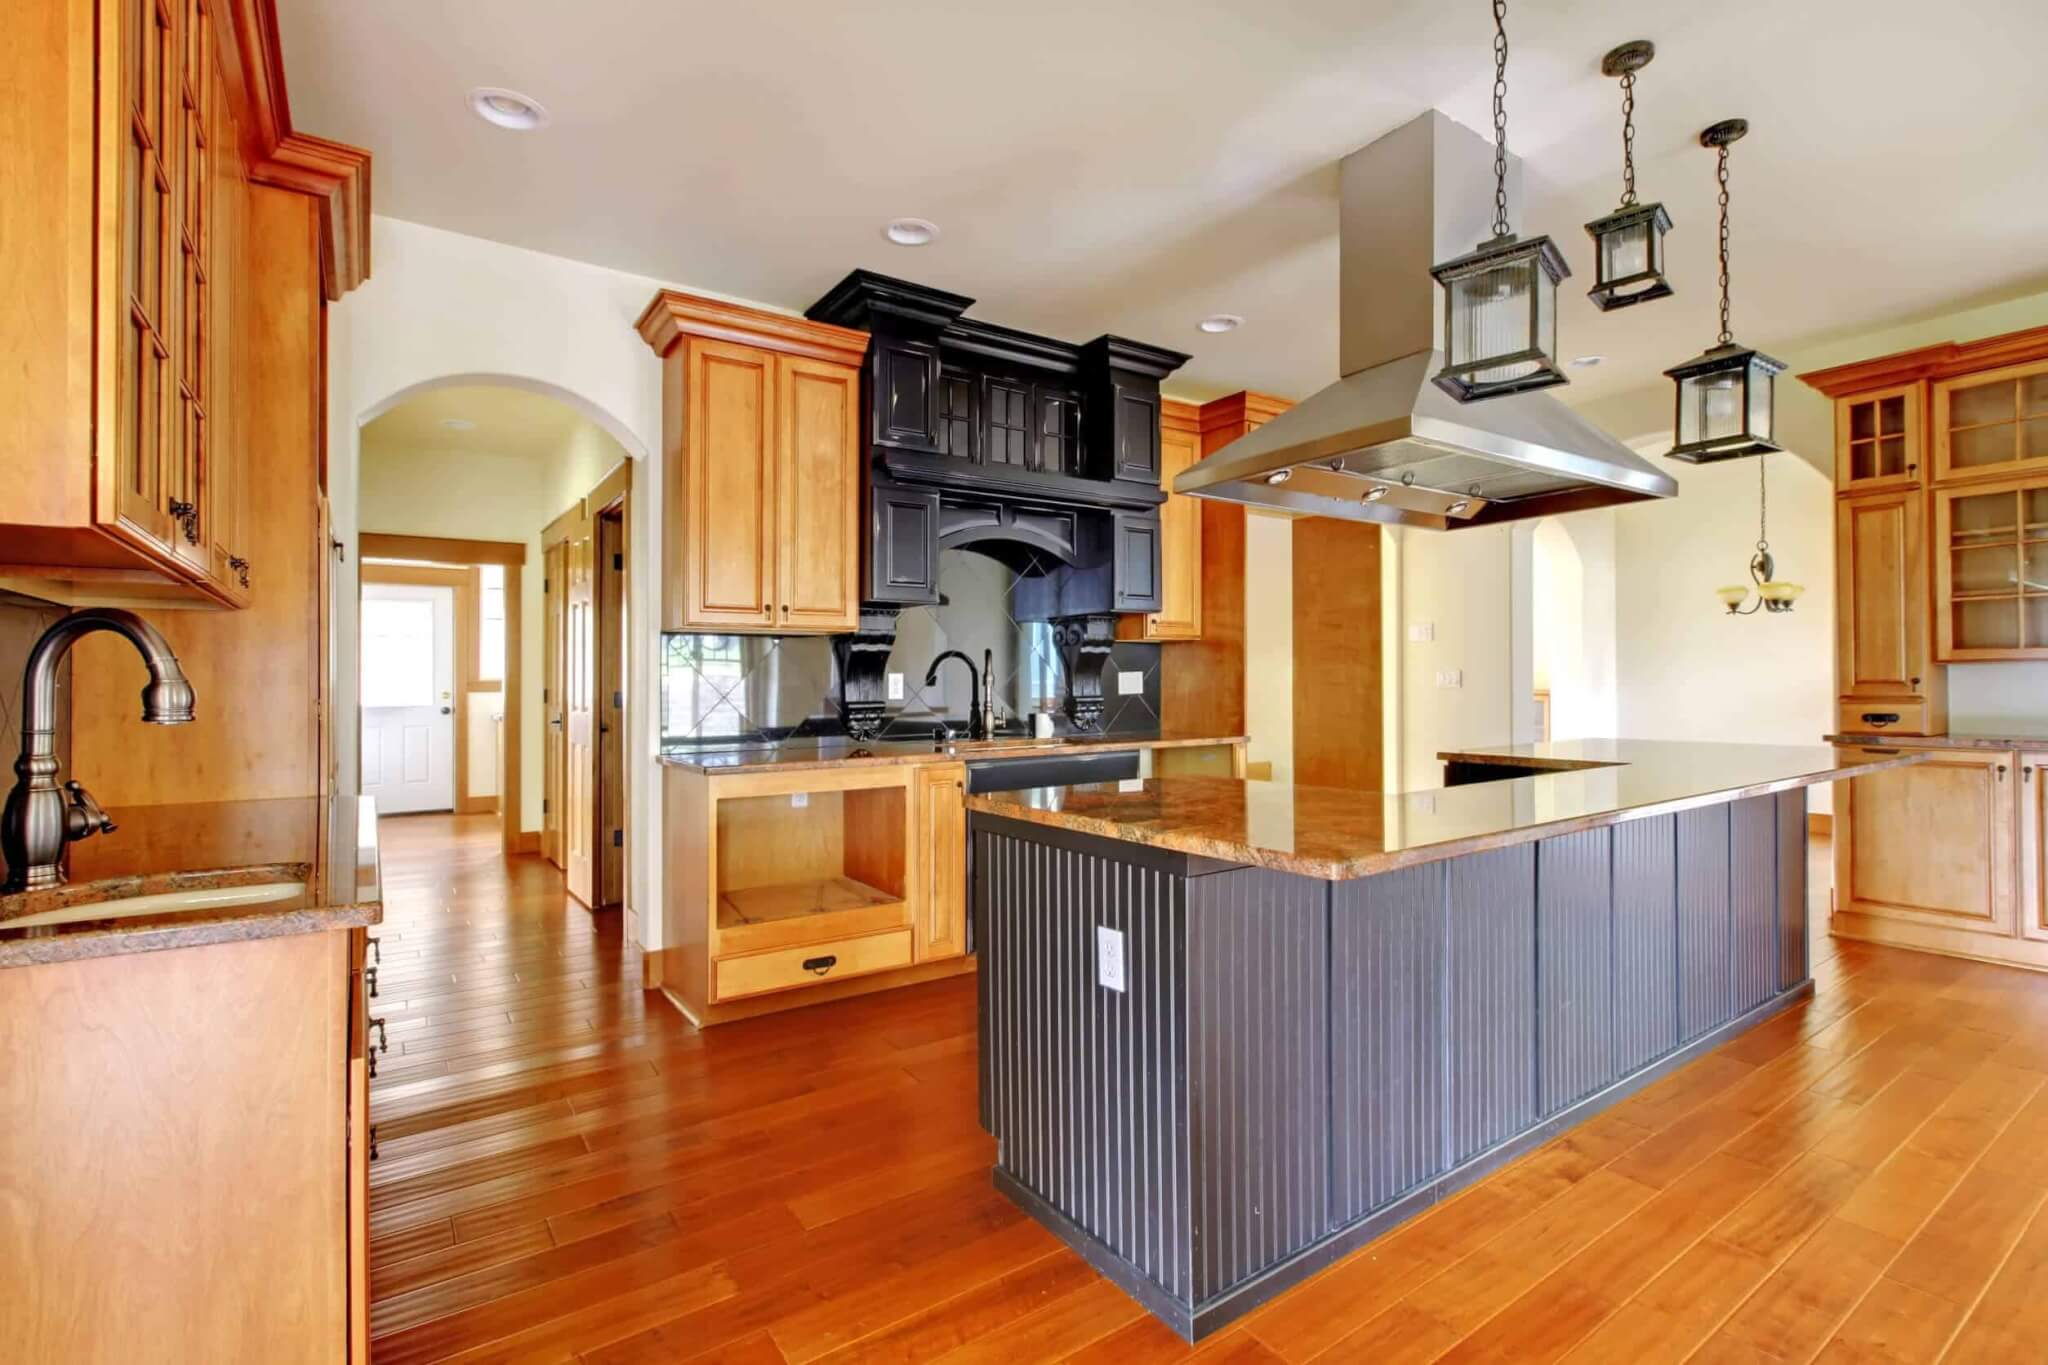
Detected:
left=802, top=954, right=838, bottom=976
left=1861, top=747, right=1900, bottom=756
left=1860, top=712, right=1900, bottom=728
left=368, top=1124, right=380, bottom=1163
left=367, top=1015, right=388, bottom=1077
left=365, top=966, right=378, bottom=998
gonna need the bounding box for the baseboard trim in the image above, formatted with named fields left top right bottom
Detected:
left=508, top=831, right=540, bottom=855
left=456, top=794, right=497, bottom=815
left=1808, top=812, right=1833, bottom=837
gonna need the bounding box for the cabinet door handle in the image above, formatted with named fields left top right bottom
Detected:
left=801, top=954, right=838, bottom=976
left=1861, top=713, right=1900, bottom=728
left=365, top=965, right=378, bottom=998
left=2026, top=766, right=2034, bottom=783
left=366, top=936, right=381, bottom=965
left=1998, top=764, right=2009, bottom=780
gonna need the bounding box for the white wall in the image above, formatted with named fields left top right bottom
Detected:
left=1242, top=512, right=1295, bottom=783
left=1393, top=523, right=1531, bottom=790
left=329, top=215, right=792, bottom=952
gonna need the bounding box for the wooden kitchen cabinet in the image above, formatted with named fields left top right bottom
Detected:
left=660, top=760, right=975, bottom=1027
left=1933, top=358, right=2048, bottom=485
left=1834, top=383, right=1922, bottom=491
left=1932, top=475, right=2048, bottom=659
left=2021, top=752, right=2048, bottom=944
left=915, top=762, right=967, bottom=961
left=0, top=0, right=260, bottom=608
left=1835, top=489, right=1937, bottom=724
left=1835, top=747, right=2017, bottom=943
left=637, top=292, right=869, bottom=634
left=1120, top=401, right=1203, bottom=640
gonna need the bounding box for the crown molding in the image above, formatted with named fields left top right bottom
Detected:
left=635, top=290, right=870, bottom=367
left=1799, top=324, right=2048, bottom=397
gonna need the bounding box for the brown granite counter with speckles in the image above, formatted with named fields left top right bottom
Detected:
left=660, top=732, right=1246, bottom=774
left=0, top=796, right=381, bottom=967
left=968, top=740, right=1931, bottom=880
left=1824, top=724, right=2048, bottom=751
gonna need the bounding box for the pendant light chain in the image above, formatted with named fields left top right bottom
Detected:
left=1756, top=452, right=1769, bottom=551
left=1491, top=0, right=1510, bottom=239
left=1618, top=69, right=1638, bottom=207
left=1716, top=143, right=1733, bottom=345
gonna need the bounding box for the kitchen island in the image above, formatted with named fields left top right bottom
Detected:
left=967, top=740, right=1928, bottom=1341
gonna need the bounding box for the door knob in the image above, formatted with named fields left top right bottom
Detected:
left=439, top=706, right=452, bottom=715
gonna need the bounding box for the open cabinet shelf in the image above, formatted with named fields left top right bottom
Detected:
left=711, top=784, right=911, bottom=961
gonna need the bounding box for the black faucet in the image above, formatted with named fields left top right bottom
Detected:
left=2, top=609, right=196, bottom=892
left=924, top=650, right=985, bottom=740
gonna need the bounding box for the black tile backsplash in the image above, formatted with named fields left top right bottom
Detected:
left=662, top=548, right=1162, bottom=746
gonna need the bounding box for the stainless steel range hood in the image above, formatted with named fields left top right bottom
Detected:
left=1176, top=111, right=1677, bottom=530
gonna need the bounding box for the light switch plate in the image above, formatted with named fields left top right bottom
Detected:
left=1409, top=621, right=1435, bottom=643
left=1118, top=670, right=1143, bottom=695
left=1096, top=926, right=1126, bottom=993
left=886, top=672, right=904, bottom=701
left=1434, top=669, right=1463, bottom=689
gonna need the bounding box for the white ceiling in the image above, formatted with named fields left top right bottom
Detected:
left=282, top=0, right=2048, bottom=406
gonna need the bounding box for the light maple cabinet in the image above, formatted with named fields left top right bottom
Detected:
left=2021, top=752, right=2048, bottom=944
left=1834, top=489, right=1932, bottom=724
left=915, top=762, right=967, bottom=961
left=661, top=759, right=973, bottom=1027
left=1834, top=383, right=1922, bottom=492
left=0, top=0, right=254, bottom=607
left=637, top=292, right=869, bottom=635
left=1836, top=747, right=2017, bottom=941
left=1933, top=358, right=2048, bottom=485
left=1121, top=402, right=1203, bottom=640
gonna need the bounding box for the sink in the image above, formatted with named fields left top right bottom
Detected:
left=3, top=880, right=307, bottom=930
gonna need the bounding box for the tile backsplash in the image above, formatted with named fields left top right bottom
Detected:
left=0, top=589, right=69, bottom=775
left=662, top=548, right=1162, bottom=746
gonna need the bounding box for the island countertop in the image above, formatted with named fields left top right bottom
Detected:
left=966, top=739, right=1928, bottom=880
left=659, top=730, right=1245, bottom=774
left=0, top=795, right=382, bottom=968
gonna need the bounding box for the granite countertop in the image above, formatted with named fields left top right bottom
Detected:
left=660, top=731, right=1247, bottom=774
left=0, top=795, right=382, bottom=968
left=1824, top=723, right=2048, bottom=751
left=967, top=740, right=1930, bottom=881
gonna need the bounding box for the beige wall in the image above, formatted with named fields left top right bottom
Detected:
left=358, top=425, right=627, bottom=833
left=1242, top=511, right=1296, bottom=783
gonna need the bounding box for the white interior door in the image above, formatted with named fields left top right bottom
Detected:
left=362, top=584, right=456, bottom=815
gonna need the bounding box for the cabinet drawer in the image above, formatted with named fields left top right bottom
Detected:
left=1835, top=699, right=1935, bottom=736
left=714, top=929, right=913, bottom=1001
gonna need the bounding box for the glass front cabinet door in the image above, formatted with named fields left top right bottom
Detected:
left=1934, top=360, right=2048, bottom=484
left=1834, top=383, right=1921, bottom=491
left=1934, top=477, right=2048, bottom=659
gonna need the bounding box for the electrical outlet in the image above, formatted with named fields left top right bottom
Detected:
left=1119, top=778, right=1144, bottom=793
left=1118, top=670, right=1143, bottom=696
left=886, top=672, right=904, bottom=701
left=1434, top=669, right=1463, bottom=689
left=1096, top=926, right=1126, bottom=993
left=1409, top=621, right=1435, bottom=643
left=1416, top=793, right=1438, bottom=814
left=790, top=792, right=809, bottom=809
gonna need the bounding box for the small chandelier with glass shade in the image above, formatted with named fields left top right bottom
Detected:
left=1430, top=0, right=1571, bottom=403
left=1584, top=41, right=1673, bottom=311
left=1716, top=455, right=1803, bottom=615
left=1666, top=119, right=1787, bottom=462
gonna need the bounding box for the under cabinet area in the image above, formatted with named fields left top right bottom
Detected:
left=662, top=761, right=970, bottom=1025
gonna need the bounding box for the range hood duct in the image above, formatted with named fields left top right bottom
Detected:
left=1176, top=111, right=1677, bottom=529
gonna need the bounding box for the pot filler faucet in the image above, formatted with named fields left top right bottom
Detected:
left=1, top=608, right=195, bottom=893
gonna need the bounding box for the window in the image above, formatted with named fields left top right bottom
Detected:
left=361, top=598, right=435, bottom=708
left=477, top=564, right=506, bottom=681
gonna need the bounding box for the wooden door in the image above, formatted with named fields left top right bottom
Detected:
left=565, top=529, right=596, bottom=906
left=542, top=540, right=567, bottom=869
left=1835, top=489, right=1927, bottom=697
left=2022, top=752, right=2048, bottom=943
left=1838, top=748, right=2016, bottom=938
left=680, top=339, right=777, bottom=630
left=1144, top=421, right=1204, bottom=639
left=916, top=764, right=966, bottom=962
left=774, top=356, right=859, bottom=632
left=1834, top=384, right=1921, bottom=492
left=596, top=508, right=627, bottom=909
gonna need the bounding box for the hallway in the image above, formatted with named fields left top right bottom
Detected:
left=367, top=816, right=2048, bottom=1363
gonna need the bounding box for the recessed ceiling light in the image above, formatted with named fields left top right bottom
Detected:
left=1198, top=314, right=1245, bottom=334
left=1447, top=499, right=1472, bottom=516
left=1265, top=469, right=1293, bottom=486
left=440, top=418, right=476, bottom=431
left=1570, top=354, right=1606, bottom=368
left=884, top=218, right=940, bottom=247
left=468, top=87, right=549, bottom=131
left=1363, top=485, right=1390, bottom=503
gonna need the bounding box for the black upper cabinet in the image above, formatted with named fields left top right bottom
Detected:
left=808, top=270, right=1188, bottom=615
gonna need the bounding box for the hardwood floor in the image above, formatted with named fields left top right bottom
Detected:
left=370, top=814, right=2048, bottom=1363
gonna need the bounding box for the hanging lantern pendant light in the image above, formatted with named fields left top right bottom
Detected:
left=1585, top=41, right=1674, bottom=311
left=1666, top=118, right=1788, bottom=462
left=1430, top=0, right=1571, bottom=403
left=1716, top=456, right=1804, bottom=614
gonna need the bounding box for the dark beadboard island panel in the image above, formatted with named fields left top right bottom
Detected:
left=974, top=786, right=1813, bottom=1342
